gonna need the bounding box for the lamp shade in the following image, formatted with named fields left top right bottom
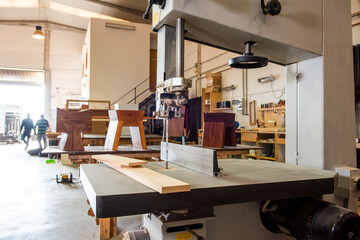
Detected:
left=32, top=25, right=45, bottom=39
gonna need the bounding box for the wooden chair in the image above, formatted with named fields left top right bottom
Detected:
left=104, top=110, right=147, bottom=150
left=53, top=108, right=92, bottom=151
left=202, top=113, right=236, bottom=148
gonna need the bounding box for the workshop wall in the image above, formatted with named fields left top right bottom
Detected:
left=49, top=29, right=84, bottom=110
left=0, top=25, right=44, bottom=69
left=0, top=24, right=85, bottom=113
left=352, top=0, right=360, bottom=44
left=184, top=41, right=286, bottom=129
left=85, top=18, right=151, bottom=105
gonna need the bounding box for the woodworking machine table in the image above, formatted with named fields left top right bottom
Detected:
left=80, top=159, right=336, bottom=218
left=42, top=145, right=161, bottom=156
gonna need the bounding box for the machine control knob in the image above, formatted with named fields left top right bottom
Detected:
left=261, top=0, right=282, bottom=16
left=356, top=178, right=360, bottom=191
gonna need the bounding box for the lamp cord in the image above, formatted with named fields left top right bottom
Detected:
left=38, top=0, right=40, bottom=25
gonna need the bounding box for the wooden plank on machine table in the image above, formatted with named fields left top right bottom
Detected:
left=104, top=161, right=191, bottom=194
left=92, top=154, right=147, bottom=167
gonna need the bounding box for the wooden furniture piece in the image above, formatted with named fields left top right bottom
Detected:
left=90, top=110, right=110, bottom=134
left=202, top=113, right=236, bottom=148
left=164, top=106, right=185, bottom=137
left=53, top=108, right=92, bottom=151
left=257, top=106, right=286, bottom=128
left=65, top=99, right=110, bottom=110
left=65, top=100, right=111, bottom=135
left=82, top=134, right=174, bottom=146
left=201, top=87, right=222, bottom=126
left=105, top=110, right=147, bottom=150
left=241, top=130, right=285, bottom=162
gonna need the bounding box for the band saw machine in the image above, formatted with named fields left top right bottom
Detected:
left=80, top=1, right=360, bottom=239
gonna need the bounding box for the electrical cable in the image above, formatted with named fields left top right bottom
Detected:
left=270, top=78, right=285, bottom=99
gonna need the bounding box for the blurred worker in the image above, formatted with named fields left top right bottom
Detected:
left=34, top=114, right=49, bottom=150
left=20, top=113, right=34, bottom=150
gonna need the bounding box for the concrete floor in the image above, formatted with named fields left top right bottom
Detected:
left=0, top=142, right=141, bottom=240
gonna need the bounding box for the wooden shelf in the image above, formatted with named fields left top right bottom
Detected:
left=203, top=86, right=220, bottom=93
left=244, top=154, right=257, bottom=158
left=257, top=107, right=285, bottom=111
left=201, top=87, right=222, bottom=127
left=257, top=141, right=275, bottom=144
left=258, top=156, right=276, bottom=161
left=241, top=131, right=285, bottom=162
left=211, top=108, right=232, bottom=111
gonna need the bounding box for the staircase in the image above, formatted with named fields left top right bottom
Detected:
left=110, top=77, right=156, bottom=116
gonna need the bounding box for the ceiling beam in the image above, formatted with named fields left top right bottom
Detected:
left=0, top=20, right=86, bottom=32
left=84, top=0, right=150, bottom=23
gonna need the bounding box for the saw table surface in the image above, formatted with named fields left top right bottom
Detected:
left=80, top=159, right=336, bottom=218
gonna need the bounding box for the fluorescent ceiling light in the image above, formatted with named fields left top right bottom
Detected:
left=105, top=22, right=135, bottom=30
left=0, top=0, right=38, bottom=8
left=49, top=2, right=128, bottom=22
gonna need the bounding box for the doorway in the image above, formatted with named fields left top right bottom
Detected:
left=0, top=68, right=45, bottom=141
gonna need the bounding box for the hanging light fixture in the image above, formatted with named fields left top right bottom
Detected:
left=32, top=0, right=44, bottom=40
left=33, top=25, right=44, bottom=39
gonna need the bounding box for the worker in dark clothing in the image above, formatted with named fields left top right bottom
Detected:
left=34, top=114, right=49, bottom=150
left=20, top=114, right=34, bottom=150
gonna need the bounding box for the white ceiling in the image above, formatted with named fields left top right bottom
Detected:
left=0, top=0, right=150, bottom=30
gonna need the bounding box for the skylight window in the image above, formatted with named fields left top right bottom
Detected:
left=49, top=2, right=127, bottom=22
left=0, top=0, right=38, bottom=8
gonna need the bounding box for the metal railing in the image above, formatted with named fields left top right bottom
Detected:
left=111, top=73, right=156, bottom=106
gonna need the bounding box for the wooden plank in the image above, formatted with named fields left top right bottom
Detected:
left=93, top=154, right=147, bottom=167
left=104, top=161, right=190, bottom=194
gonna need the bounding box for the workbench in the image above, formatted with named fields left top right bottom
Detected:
left=241, top=131, right=285, bottom=162
left=42, top=144, right=260, bottom=164
left=81, top=159, right=335, bottom=218
left=204, top=144, right=262, bottom=158
left=42, top=145, right=161, bottom=164
left=82, top=134, right=173, bottom=146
